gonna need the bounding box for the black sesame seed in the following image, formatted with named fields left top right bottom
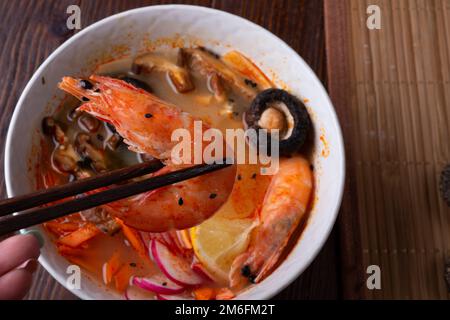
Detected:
left=209, top=193, right=217, bottom=199
left=129, top=262, right=137, bottom=267
left=162, top=282, right=167, bottom=286
left=79, top=79, right=93, bottom=90
left=228, top=98, right=235, bottom=103
left=251, top=173, right=257, bottom=179
left=178, top=197, right=184, bottom=206
left=145, top=113, right=153, bottom=118
left=237, top=174, right=242, bottom=181
left=82, top=97, right=90, bottom=102
left=94, top=88, right=101, bottom=93
left=41, top=77, right=46, bottom=85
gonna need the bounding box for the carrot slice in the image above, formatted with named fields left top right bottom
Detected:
left=103, top=251, right=121, bottom=285
left=222, top=51, right=274, bottom=90
left=115, top=219, right=148, bottom=259
left=50, top=222, right=80, bottom=231
left=57, top=244, right=85, bottom=256
left=114, top=264, right=132, bottom=293
left=193, top=287, right=215, bottom=300
left=57, top=223, right=100, bottom=248
left=216, top=288, right=235, bottom=300
left=45, top=221, right=80, bottom=236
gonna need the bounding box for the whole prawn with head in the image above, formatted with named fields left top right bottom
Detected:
left=229, top=156, right=313, bottom=287
left=59, top=75, right=236, bottom=232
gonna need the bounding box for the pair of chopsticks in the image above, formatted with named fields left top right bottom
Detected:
left=0, top=161, right=231, bottom=237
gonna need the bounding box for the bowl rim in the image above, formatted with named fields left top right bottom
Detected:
left=4, top=4, right=345, bottom=300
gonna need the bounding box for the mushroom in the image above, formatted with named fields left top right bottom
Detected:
left=106, top=133, right=123, bottom=150
left=244, top=89, right=311, bottom=156
left=52, top=144, right=80, bottom=173
left=75, top=133, right=108, bottom=172
left=42, top=117, right=68, bottom=145
left=207, top=72, right=227, bottom=102
left=132, top=53, right=194, bottom=93
left=78, top=114, right=100, bottom=133
left=258, top=107, right=288, bottom=134
left=181, top=47, right=258, bottom=100
left=43, top=117, right=84, bottom=174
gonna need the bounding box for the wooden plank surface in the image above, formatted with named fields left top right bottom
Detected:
left=325, top=0, right=450, bottom=299
left=0, top=0, right=337, bottom=299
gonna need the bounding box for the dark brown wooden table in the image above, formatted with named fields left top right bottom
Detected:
left=0, top=0, right=340, bottom=299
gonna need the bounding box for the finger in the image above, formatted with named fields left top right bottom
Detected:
left=0, top=234, right=41, bottom=276
left=0, top=267, right=35, bottom=300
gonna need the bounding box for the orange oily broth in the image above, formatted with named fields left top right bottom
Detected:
left=40, top=51, right=273, bottom=297
left=96, top=55, right=247, bottom=132
left=77, top=232, right=155, bottom=280
left=97, top=55, right=272, bottom=219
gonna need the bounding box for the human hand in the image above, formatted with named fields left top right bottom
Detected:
left=0, top=232, right=43, bottom=300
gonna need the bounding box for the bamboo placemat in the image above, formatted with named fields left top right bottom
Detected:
left=325, top=0, right=450, bottom=299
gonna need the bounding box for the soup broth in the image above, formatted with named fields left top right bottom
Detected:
left=38, top=47, right=312, bottom=300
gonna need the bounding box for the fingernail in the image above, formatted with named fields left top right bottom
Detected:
left=16, top=259, right=38, bottom=273
left=23, top=230, right=44, bottom=248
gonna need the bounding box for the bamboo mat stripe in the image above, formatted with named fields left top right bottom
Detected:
left=326, top=0, right=450, bottom=299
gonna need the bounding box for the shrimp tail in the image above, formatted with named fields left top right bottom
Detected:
left=253, top=235, right=290, bottom=283
left=229, top=237, right=287, bottom=287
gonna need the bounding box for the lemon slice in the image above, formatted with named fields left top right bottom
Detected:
left=190, top=217, right=256, bottom=283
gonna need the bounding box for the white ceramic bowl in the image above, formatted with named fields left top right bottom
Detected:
left=4, top=5, right=345, bottom=300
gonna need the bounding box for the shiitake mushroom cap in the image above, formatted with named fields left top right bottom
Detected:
left=244, top=88, right=311, bottom=156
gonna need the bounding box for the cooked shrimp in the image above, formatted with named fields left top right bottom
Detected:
left=58, top=75, right=236, bottom=232
left=229, top=156, right=313, bottom=287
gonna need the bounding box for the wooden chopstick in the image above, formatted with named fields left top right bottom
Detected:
left=0, top=162, right=231, bottom=236
left=0, top=160, right=164, bottom=218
